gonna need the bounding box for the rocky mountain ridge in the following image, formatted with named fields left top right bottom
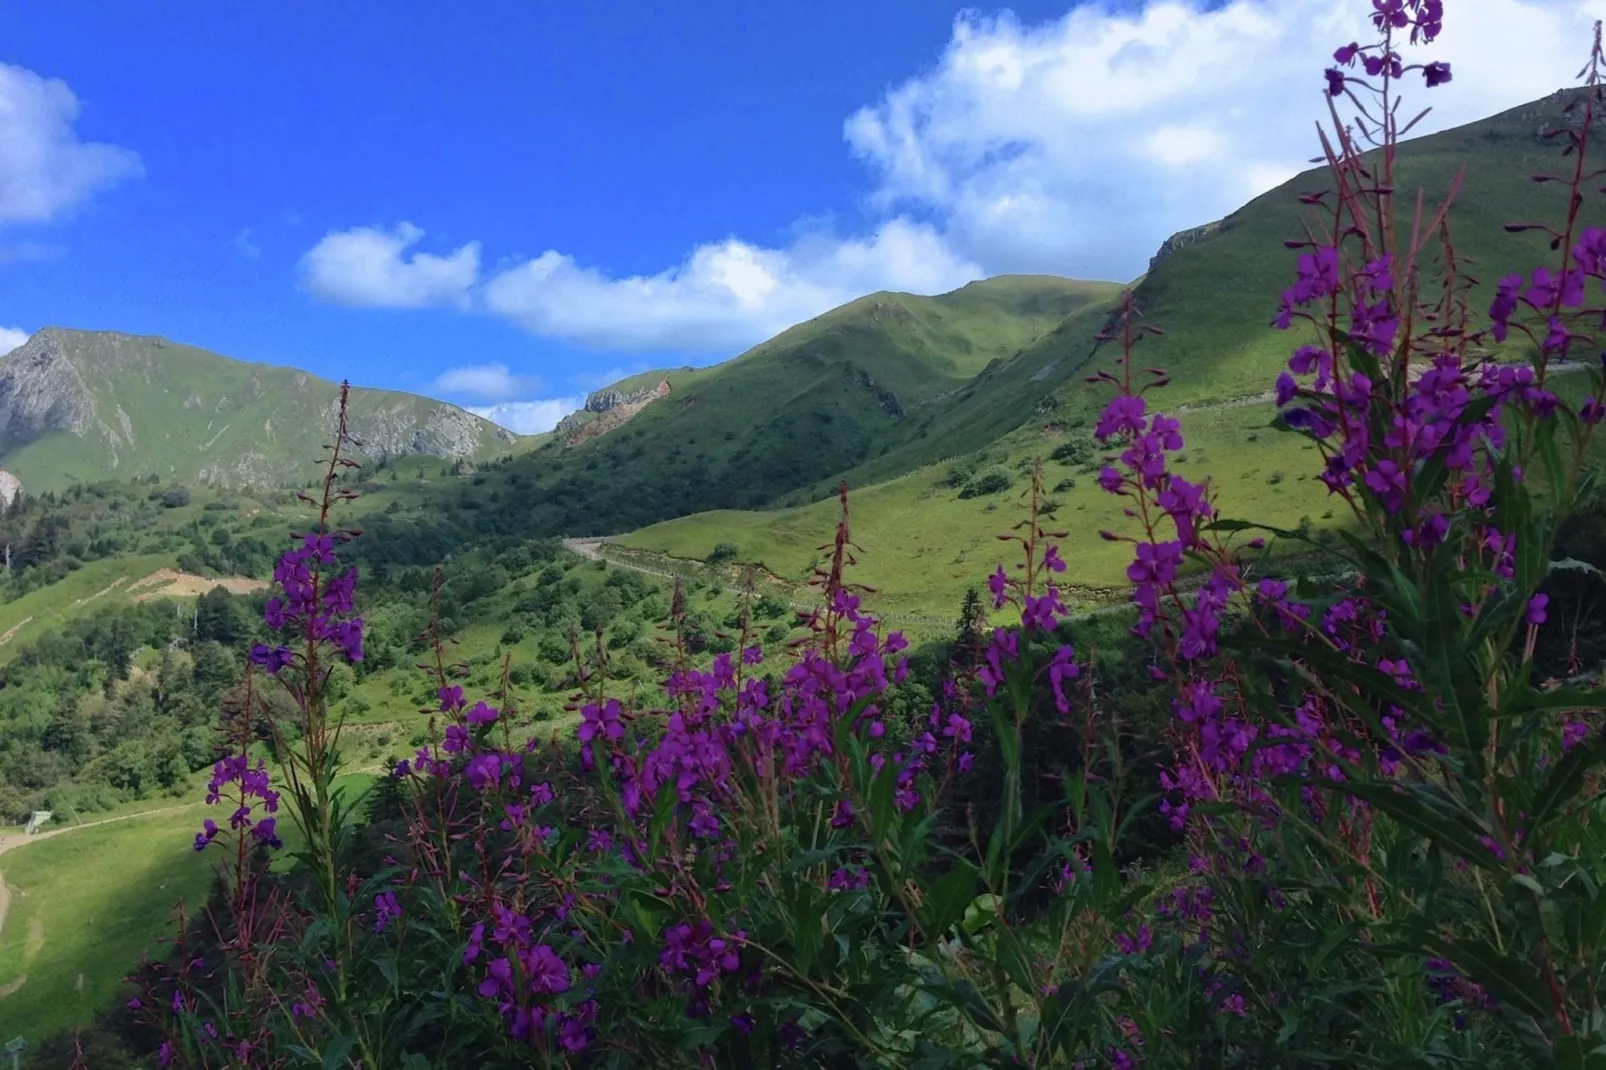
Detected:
left=0, top=328, right=522, bottom=491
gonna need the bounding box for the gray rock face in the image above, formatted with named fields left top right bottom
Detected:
left=0, top=471, right=22, bottom=508
left=0, top=330, right=98, bottom=447
left=554, top=380, right=673, bottom=443
left=584, top=380, right=671, bottom=415
left=1148, top=219, right=1224, bottom=273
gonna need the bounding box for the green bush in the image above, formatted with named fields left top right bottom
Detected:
left=959, top=466, right=1014, bottom=499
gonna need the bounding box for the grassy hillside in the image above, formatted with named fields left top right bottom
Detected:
left=618, top=89, right=1606, bottom=616
left=0, top=329, right=527, bottom=493
left=473, top=276, right=1122, bottom=537
left=622, top=401, right=1335, bottom=618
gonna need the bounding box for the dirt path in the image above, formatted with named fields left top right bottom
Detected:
left=0, top=803, right=204, bottom=861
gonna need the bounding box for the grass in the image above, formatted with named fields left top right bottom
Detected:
left=0, top=773, right=379, bottom=1044
left=0, top=805, right=210, bottom=1042
left=622, top=401, right=1333, bottom=620
left=0, top=553, right=176, bottom=659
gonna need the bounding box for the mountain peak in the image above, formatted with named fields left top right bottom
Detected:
left=0, top=329, right=524, bottom=491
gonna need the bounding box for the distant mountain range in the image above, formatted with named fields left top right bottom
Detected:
left=4, top=86, right=1593, bottom=583
left=0, top=328, right=523, bottom=493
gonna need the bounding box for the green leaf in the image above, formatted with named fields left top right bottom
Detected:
left=1403, top=926, right=1553, bottom=1021
left=922, top=860, right=980, bottom=939
left=321, top=1035, right=358, bottom=1070
left=1529, top=730, right=1606, bottom=830
left=1309, top=920, right=1366, bottom=973
left=1338, top=782, right=1496, bottom=869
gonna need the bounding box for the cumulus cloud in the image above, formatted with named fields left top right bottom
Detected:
left=300, top=222, right=479, bottom=308
left=0, top=63, right=141, bottom=224
left=844, top=0, right=1606, bottom=279
left=468, top=397, right=587, bottom=435
left=308, top=0, right=1606, bottom=352
left=0, top=327, right=28, bottom=355
left=433, top=362, right=536, bottom=401
left=480, top=218, right=981, bottom=353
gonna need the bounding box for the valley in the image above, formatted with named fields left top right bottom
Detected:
left=1, top=66, right=1605, bottom=1066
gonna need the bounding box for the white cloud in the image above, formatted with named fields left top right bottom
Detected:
left=0, top=63, right=140, bottom=224
left=234, top=228, right=260, bottom=259
left=480, top=217, right=981, bottom=353
left=307, top=0, right=1606, bottom=351
left=0, top=327, right=28, bottom=355
left=300, top=222, right=479, bottom=308
left=844, top=0, right=1606, bottom=279
left=468, top=396, right=587, bottom=435
left=433, top=362, right=535, bottom=401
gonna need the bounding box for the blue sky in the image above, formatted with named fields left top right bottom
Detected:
left=0, top=0, right=1593, bottom=431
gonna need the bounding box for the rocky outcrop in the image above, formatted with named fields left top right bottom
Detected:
left=0, top=329, right=98, bottom=448
left=557, top=379, right=672, bottom=446
left=1149, top=219, right=1224, bottom=273
left=0, top=471, right=22, bottom=509
left=584, top=380, right=671, bottom=415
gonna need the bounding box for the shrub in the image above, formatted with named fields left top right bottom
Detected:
left=1049, top=437, right=1093, bottom=465
left=958, top=465, right=1014, bottom=498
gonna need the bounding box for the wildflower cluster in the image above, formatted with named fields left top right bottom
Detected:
left=121, top=3, right=1606, bottom=1067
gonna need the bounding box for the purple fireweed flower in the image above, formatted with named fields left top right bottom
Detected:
left=941, top=712, right=973, bottom=744
left=1022, top=588, right=1065, bottom=632
left=1048, top=645, right=1080, bottom=715
left=1115, top=925, right=1152, bottom=954
left=193, top=818, right=220, bottom=852
left=1095, top=395, right=1147, bottom=441
left=466, top=752, right=505, bottom=791
left=1526, top=593, right=1549, bottom=626
left=524, top=945, right=571, bottom=994
left=443, top=723, right=469, bottom=754
left=978, top=628, right=1019, bottom=696
left=1489, top=273, right=1523, bottom=342
left=1422, top=60, right=1451, bottom=87
left=374, top=890, right=402, bottom=932
left=579, top=698, right=625, bottom=744
left=467, top=701, right=500, bottom=726
left=249, top=644, right=293, bottom=674
left=988, top=564, right=1009, bottom=609
left=251, top=817, right=282, bottom=849
left=1276, top=371, right=1299, bottom=407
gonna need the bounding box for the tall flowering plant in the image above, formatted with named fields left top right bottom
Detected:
left=1090, top=3, right=1606, bottom=1063
left=115, top=2, right=1606, bottom=1066
left=127, top=386, right=421, bottom=1068
left=360, top=482, right=1145, bottom=1066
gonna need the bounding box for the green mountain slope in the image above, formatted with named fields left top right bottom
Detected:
left=617, top=89, right=1606, bottom=614
left=0, top=328, right=525, bottom=493
left=478, top=275, right=1123, bottom=536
